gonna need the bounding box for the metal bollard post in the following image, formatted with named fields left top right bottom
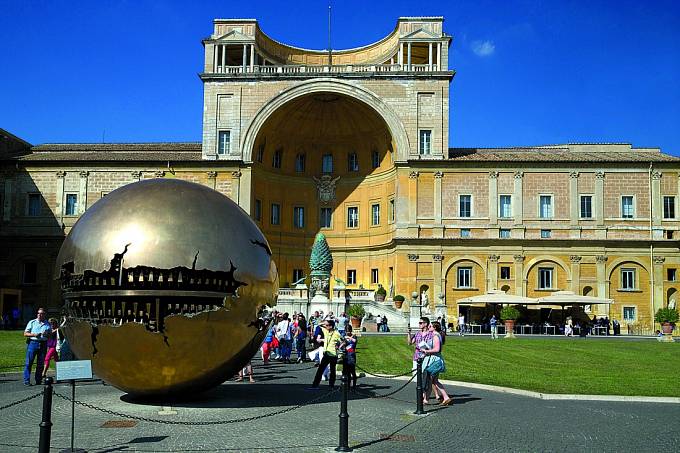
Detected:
left=414, top=357, right=425, bottom=415
left=38, top=376, right=54, bottom=453
left=335, top=373, right=352, bottom=452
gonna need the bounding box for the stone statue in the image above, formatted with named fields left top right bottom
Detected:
left=421, top=290, right=429, bottom=306
left=309, top=233, right=333, bottom=298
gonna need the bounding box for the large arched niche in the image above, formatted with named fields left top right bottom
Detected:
left=242, top=79, right=410, bottom=163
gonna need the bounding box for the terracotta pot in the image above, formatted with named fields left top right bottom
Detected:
left=394, top=300, right=403, bottom=309
left=504, top=320, right=515, bottom=330
left=662, top=322, right=673, bottom=334
left=375, top=294, right=386, bottom=302
left=350, top=317, right=361, bottom=329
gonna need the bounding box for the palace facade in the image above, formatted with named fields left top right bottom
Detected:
left=1, top=17, right=678, bottom=333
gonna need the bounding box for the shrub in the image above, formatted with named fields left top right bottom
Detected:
left=500, top=305, right=520, bottom=321
left=375, top=285, right=387, bottom=296
left=393, top=294, right=406, bottom=302
left=654, top=307, right=679, bottom=324
left=347, top=304, right=366, bottom=319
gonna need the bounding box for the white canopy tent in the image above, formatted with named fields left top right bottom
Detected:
left=535, top=291, right=614, bottom=306
left=457, top=289, right=539, bottom=306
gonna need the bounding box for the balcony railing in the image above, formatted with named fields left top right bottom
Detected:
left=210, top=63, right=441, bottom=76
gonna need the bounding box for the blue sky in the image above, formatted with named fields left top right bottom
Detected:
left=1, top=0, right=678, bottom=154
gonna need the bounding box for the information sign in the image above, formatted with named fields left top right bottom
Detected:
left=56, top=360, right=93, bottom=381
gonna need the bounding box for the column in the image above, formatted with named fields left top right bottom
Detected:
left=206, top=171, right=217, bottom=190
left=250, top=44, right=255, bottom=71
left=436, top=42, right=441, bottom=70
left=407, top=42, right=412, bottom=71
left=408, top=171, right=418, bottom=226
left=242, top=44, right=247, bottom=71
left=513, top=255, right=525, bottom=296
left=595, top=171, right=605, bottom=226
left=55, top=171, right=66, bottom=221
left=488, top=254, right=500, bottom=291
left=2, top=178, right=12, bottom=221
left=231, top=170, right=242, bottom=205
left=398, top=42, right=403, bottom=67
left=570, top=255, right=581, bottom=293
left=213, top=44, right=219, bottom=72
left=78, top=171, right=88, bottom=215
left=488, top=171, right=498, bottom=225
left=221, top=45, right=226, bottom=72
left=428, top=42, right=433, bottom=71
left=596, top=255, right=608, bottom=315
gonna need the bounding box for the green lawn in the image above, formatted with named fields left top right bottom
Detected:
left=357, top=336, right=680, bottom=397
left=0, top=331, right=26, bottom=372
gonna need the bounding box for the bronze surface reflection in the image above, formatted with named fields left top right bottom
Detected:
left=55, top=179, right=278, bottom=396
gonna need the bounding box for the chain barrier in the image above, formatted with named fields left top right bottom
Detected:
left=0, top=389, right=44, bottom=411
left=53, top=386, right=341, bottom=426
left=354, top=372, right=417, bottom=400
left=355, top=364, right=417, bottom=379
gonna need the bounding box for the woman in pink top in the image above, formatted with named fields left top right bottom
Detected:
left=43, top=318, right=59, bottom=378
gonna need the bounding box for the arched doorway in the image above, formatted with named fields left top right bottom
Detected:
left=668, top=288, right=677, bottom=309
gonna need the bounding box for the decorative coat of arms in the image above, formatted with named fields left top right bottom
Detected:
left=312, top=175, right=340, bottom=204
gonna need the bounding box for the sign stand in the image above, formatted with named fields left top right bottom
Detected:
left=56, top=360, right=92, bottom=453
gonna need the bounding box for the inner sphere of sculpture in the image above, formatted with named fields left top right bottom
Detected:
left=54, top=178, right=278, bottom=396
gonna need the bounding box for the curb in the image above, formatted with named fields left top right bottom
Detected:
left=385, top=374, right=680, bottom=404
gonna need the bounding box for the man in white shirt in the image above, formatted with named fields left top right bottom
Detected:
left=23, top=308, right=51, bottom=385
left=375, top=314, right=383, bottom=332
left=458, top=314, right=465, bottom=336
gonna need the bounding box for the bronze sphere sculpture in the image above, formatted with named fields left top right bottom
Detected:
left=55, top=178, right=278, bottom=396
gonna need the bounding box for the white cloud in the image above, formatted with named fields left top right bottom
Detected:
left=471, top=40, right=495, bottom=57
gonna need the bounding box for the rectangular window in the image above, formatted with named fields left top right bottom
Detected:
left=270, top=203, right=280, bottom=225
left=666, top=230, right=674, bottom=240
left=322, top=154, right=333, bottom=173
left=292, top=269, right=304, bottom=284
left=539, top=195, right=553, bottom=219
left=419, top=130, right=432, bottom=155
left=389, top=199, right=395, bottom=222
left=272, top=148, right=282, bottom=169
left=623, top=306, right=636, bottom=322
left=348, top=152, right=359, bottom=172
left=256, top=144, right=264, bottom=163
left=663, top=196, right=675, bottom=219
left=293, top=206, right=305, bottom=228
left=254, top=199, right=262, bottom=221
left=457, top=267, right=472, bottom=288
left=217, top=130, right=230, bottom=155
left=371, top=268, right=379, bottom=284
left=347, top=206, right=359, bottom=228
left=347, top=269, right=357, bottom=285
left=580, top=195, right=592, bottom=219
left=621, top=268, right=635, bottom=290
left=295, top=153, right=306, bottom=172
left=320, top=207, right=332, bottom=229
left=500, top=266, right=511, bottom=280
left=499, top=228, right=511, bottom=239
left=459, top=195, right=471, bottom=217
left=22, top=262, right=37, bottom=284
left=371, top=203, right=380, bottom=226
left=540, top=229, right=551, bottom=238
left=538, top=268, right=553, bottom=289
left=460, top=228, right=471, bottom=238
left=27, top=193, right=41, bottom=216
left=65, top=194, right=78, bottom=216
left=667, top=268, right=676, bottom=282
left=372, top=150, right=380, bottom=169
left=499, top=195, right=512, bottom=218
left=621, top=196, right=634, bottom=218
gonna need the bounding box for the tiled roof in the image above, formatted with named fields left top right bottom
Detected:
left=447, top=146, right=680, bottom=163
left=17, top=143, right=203, bottom=162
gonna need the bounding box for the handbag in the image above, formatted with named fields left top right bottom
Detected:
left=424, top=355, right=446, bottom=375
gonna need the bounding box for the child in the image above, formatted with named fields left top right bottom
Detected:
left=237, top=362, right=255, bottom=383
left=43, top=318, right=59, bottom=378
left=342, top=325, right=358, bottom=390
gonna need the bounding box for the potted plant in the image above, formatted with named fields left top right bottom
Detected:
left=500, top=305, right=520, bottom=339
left=654, top=307, right=679, bottom=342
left=347, top=304, right=366, bottom=329
left=393, top=294, right=405, bottom=309
left=375, top=285, right=387, bottom=302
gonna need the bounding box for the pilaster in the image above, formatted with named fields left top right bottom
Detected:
left=569, top=255, right=581, bottom=293
left=407, top=171, right=419, bottom=236
left=595, top=171, right=605, bottom=226
left=651, top=171, right=662, bottom=226
left=595, top=255, right=608, bottom=315
left=239, top=168, right=251, bottom=214
left=513, top=254, right=525, bottom=296
left=569, top=171, right=579, bottom=225
left=488, top=171, right=498, bottom=225
left=653, top=256, right=665, bottom=318
left=55, top=171, right=66, bottom=220
left=513, top=172, right=524, bottom=238
left=3, top=177, right=12, bottom=221
left=433, top=171, right=443, bottom=238
left=488, top=254, right=500, bottom=291
left=207, top=171, right=218, bottom=190
left=231, top=170, right=242, bottom=207
left=432, top=254, right=443, bottom=306
left=78, top=171, right=89, bottom=215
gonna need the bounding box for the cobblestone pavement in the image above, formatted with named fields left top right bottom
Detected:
left=1, top=358, right=679, bottom=452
